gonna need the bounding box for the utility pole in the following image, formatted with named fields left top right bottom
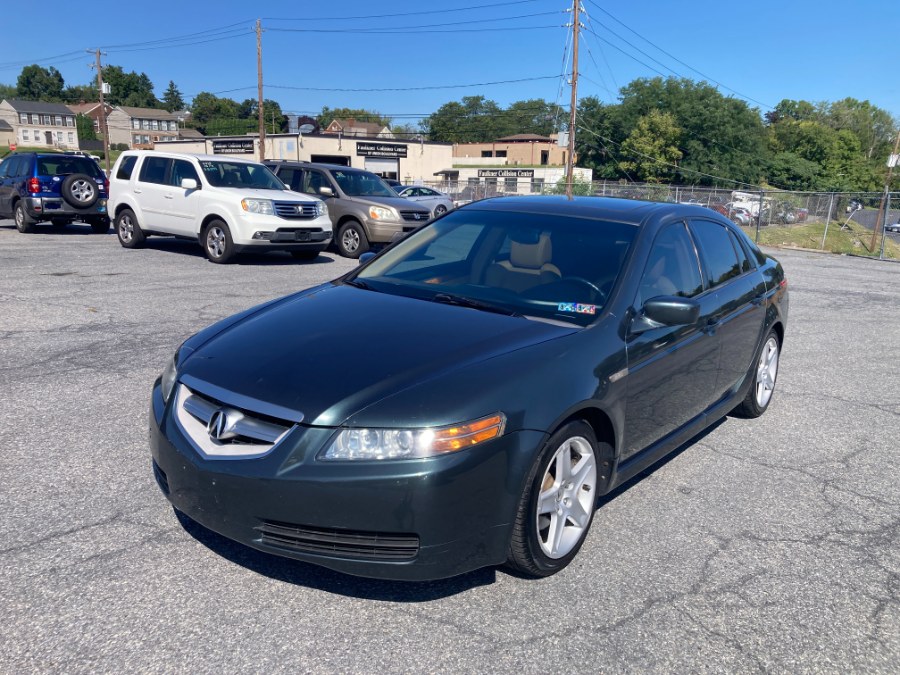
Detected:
left=869, top=131, right=900, bottom=252
left=565, top=0, right=581, bottom=198
left=256, top=19, right=265, bottom=162
left=89, top=49, right=111, bottom=175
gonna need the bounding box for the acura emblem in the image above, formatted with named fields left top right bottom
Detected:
left=207, top=409, right=237, bottom=441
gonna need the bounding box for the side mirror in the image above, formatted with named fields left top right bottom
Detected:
left=318, top=186, right=334, bottom=198
left=631, top=296, right=700, bottom=334
left=358, top=251, right=376, bottom=265
left=181, top=178, right=199, bottom=190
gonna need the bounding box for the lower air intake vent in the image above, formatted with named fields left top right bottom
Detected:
left=257, top=520, right=419, bottom=560
left=152, top=460, right=170, bottom=495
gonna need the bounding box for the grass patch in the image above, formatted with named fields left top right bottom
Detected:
left=741, top=221, right=900, bottom=259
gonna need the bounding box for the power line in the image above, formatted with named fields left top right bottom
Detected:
left=583, top=0, right=774, bottom=109
left=99, top=22, right=253, bottom=50
left=269, top=11, right=560, bottom=33
left=266, top=75, right=562, bottom=93
left=268, top=25, right=562, bottom=35
left=263, top=0, right=540, bottom=22
left=106, top=32, right=252, bottom=54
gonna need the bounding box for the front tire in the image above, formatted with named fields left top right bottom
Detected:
left=14, top=202, right=37, bottom=233
left=336, top=220, right=369, bottom=259
left=506, top=421, right=603, bottom=578
left=433, top=204, right=448, bottom=217
left=115, top=209, right=146, bottom=248
left=203, top=220, right=236, bottom=264
left=732, top=329, right=781, bottom=418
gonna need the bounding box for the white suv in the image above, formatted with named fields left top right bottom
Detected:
left=109, top=151, right=332, bottom=263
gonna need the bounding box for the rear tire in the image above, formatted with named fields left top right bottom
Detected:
left=434, top=204, right=448, bottom=217
left=732, top=329, right=781, bottom=419
left=203, top=220, right=236, bottom=264
left=336, top=220, right=369, bottom=259
left=506, top=421, right=603, bottom=578
left=115, top=209, right=146, bottom=248
left=14, top=202, right=36, bottom=233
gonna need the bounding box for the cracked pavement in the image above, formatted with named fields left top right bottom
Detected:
left=0, top=222, right=897, bottom=673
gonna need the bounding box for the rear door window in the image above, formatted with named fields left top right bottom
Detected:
left=1, top=156, right=22, bottom=178
left=138, top=156, right=171, bottom=185
left=637, top=222, right=703, bottom=305
left=688, top=219, right=742, bottom=288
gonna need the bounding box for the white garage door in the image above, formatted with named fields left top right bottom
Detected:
left=364, top=157, right=399, bottom=178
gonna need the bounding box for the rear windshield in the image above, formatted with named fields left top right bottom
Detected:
left=37, top=156, right=103, bottom=178
left=198, top=160, right=285, bottom=190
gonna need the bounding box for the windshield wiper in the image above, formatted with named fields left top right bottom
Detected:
left=431, top=292, right=521, bottom=317
left=343, top=278, right=373, bottom=290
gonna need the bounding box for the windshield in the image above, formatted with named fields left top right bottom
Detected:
left=355, top=209, right=636, bottom=326
left=199, top=160, right=286, bottom=190
left=331, top=169, right=396, bottom=197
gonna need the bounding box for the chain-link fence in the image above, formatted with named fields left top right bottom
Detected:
left=417, top=178, right=900, bottom=260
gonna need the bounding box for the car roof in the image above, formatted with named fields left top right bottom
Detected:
left=265, top=160, right=373, bottom=172
left=461, top=195, right=716, bottom=225
left=120, top=150, right=263, bottom=165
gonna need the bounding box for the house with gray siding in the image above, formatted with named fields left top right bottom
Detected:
left=0, top=99, right=79, bottom=149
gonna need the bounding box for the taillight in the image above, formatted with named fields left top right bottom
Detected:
left=103, top=178, right=110, bottom=192
left=779, top=279, right=787, bottom=288
left=28, top=177, right=41, bottom=194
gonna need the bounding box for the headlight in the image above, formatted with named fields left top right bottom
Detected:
left=160, top=353, right=179, bottom=403
left=319, top=413, right=506, bottom=461
left=368, top=205, right=395, bottom=221
left=241, top=198, right=275, bottom=215
left=316, top=201, right=328, bottom=217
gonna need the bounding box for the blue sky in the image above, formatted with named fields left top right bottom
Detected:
left=4, top=0, right=898, bottom=125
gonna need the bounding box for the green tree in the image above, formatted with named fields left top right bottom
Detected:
left=16, top=65, right=65, bottom=101
left=573, top=96, right=620, bottom=179
left=102, top=66, right=158, bottom=107
left=422, top=95, right=504, bottom=142
left=614, top=77, right=768, bottom=186
left=823, top=97, right=894, bottom=161
left=75, top=113, right=97, bottom=141
left=237, top=98, right=287, bottom=133
left=316, top=106, right=391, bottom=129
left=0, top=83, right=17, bottom=100
left=161, top=81, right=184, bottom=112
left=619, top=110, right=683, bottom=182
left=504, top=99, right=564, bottom=138
left=63, top=84, right=98, bottom=103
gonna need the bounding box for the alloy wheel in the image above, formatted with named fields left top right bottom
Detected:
left=755, top=336, right=779, bottom=408
left=207, top=226, right=226, bottom=258
left=535, top=436, right=597, bottom=559
left=119, top=214, right=134, bottom=242
left=71, top=180, right=96, bottom=203
left=341, top=228, right=360, bottom=253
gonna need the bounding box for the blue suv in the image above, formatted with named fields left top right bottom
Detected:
left=0, top=152, right=110, bottom=233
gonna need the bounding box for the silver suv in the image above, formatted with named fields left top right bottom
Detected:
left=109, top=151, right=332, bottom=263
left=265, top=161, right=430, bottom=258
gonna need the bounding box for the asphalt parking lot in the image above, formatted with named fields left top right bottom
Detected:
left=1, top=222, right=897, bottom=673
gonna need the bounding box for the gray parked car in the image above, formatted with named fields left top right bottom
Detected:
left=265, top=161, right=431, bottom=258
left=396, top=185, right=455, bottom=218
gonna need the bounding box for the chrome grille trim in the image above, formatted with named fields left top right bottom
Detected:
left=273, top=201, right=319, bottom=219
left=174, top=384, right=294, bottom=460
left=399, top=210, right=430, bottom=222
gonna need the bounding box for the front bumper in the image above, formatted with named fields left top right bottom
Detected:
left=149, top=382, right=546, bottom=581
left=27, top=196, right=108, bottom=220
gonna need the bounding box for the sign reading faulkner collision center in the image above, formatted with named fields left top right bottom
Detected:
left=211, top=139, right=255, bottom=154
left=356, top=142, right=408, bottom=158
left=478, top=169, right=535, bottom=178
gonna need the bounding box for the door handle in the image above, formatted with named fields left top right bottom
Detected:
left=704, top=317, right=719, bottom=334
left=165, top=194, right=174, bottom=199
left=134, top=188, right=142, bottom=194
left=751, top=293, right=765, bottom=306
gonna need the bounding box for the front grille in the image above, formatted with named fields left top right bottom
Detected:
left=273, top=201, right=319, bottom=219
left=399, top=210, right=430, bottom=223
left=175, top=384, right=294, bottom=459
left=152, top=460, right=170, bottom=495
left=257, top=520, right=419, bottom=561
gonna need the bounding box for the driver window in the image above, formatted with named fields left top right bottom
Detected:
left=637, top=223, right=703, bottom=306
left=303, top=170, right=328, bottom=194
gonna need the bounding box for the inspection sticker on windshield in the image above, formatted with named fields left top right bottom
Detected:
left=558, top=302, right=596, bottom=315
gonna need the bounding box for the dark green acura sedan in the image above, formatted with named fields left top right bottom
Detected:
left=149, top=196, right=788, bottom=580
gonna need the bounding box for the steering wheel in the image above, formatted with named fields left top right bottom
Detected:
left=561, top=276, right=605, bottom=300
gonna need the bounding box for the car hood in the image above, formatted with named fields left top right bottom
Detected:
left=179, top=284, right=576, bottom=426
left=224, top=187, right=318, bottom=202
left=345, top=195, right=429, bottom=212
